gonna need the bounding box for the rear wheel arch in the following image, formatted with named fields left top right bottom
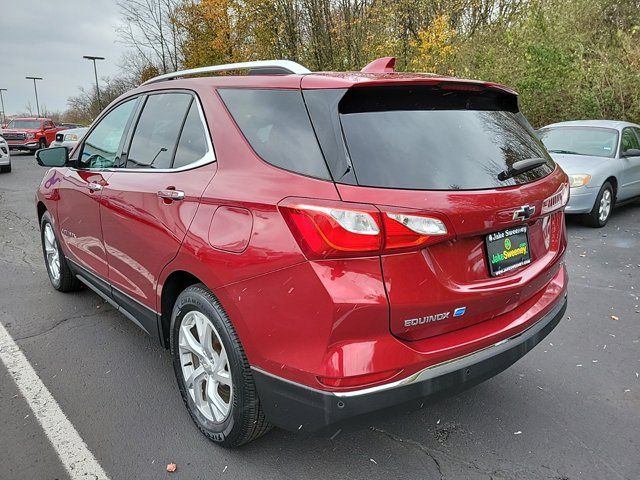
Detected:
left=160, top=270, right=203, bottom=347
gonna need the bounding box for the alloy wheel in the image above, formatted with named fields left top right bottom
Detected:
left=598, top=189, right=612, bottom=223
left=43, top=223, right=61, bottom=283
left=178, top=311, right=232, bottom=422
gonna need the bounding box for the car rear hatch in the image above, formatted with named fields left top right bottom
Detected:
left=303, top=81, right=569, bottom=341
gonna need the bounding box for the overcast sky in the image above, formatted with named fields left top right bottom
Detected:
left=0, top=0, right=128, bottom=115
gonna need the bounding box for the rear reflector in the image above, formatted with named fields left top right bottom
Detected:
left=279, top=198, right=453, bottom=259
left=317, top=368, right=402, bottom=388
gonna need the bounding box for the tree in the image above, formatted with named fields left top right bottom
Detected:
left=117, top=0, right=184, bottom=73
left=66, top=76, right=137, bottom=124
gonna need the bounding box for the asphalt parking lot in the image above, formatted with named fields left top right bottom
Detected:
left=1, top=152, right=638, bottom=480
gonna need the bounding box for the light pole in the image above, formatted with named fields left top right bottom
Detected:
left=0, top=89, right=6, bottom=125
left=83, top=56, right=105, bottom=110
left=25, top=76, right=43, bottom=118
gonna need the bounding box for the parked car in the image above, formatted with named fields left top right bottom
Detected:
left=1, top=117, right=63, bottom=152
left=0, top=135, right=10, bottom=172
left=59, top=123, right=85, bottom=129
left=539, top=120, right=640, bottom=227
left=34, top=58, right=569, bottom=447
left=49, top=127, right=89, bottom=152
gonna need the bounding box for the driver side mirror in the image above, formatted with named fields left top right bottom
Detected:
left=621, top=148, right=640, bottom=157
left=36, top=146, right=69, bottom=167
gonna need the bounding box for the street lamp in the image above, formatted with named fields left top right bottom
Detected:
left=0, top=89, right=6, bottom=125
left=83, top=56, right=105, bottom=109
left=25, top=77, right=43, bottom=118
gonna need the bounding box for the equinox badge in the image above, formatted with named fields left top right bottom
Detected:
left=404, top=307, right=466, bottom=327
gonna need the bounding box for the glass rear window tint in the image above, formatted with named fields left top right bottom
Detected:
left=338, top=87, right=554, bottom=190
left=219, top=89, right=329, bottom=179
left=174, top=101, right=209, bottom=169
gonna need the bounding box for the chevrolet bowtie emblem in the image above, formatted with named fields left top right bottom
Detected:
left=513, top=205, right=535, bottom=221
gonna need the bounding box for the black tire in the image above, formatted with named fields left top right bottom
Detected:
left=40, top=211, right=82, bottom=292
left=38, top=138, right=47, bottom=150
left=170, top=284, right=271, bottom=447
left=583, top=182, right=614, bottom=228
left=0, top=164, right=9, bottom=173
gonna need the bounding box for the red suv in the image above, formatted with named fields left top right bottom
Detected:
left=35, top=58, right=569, bottom=447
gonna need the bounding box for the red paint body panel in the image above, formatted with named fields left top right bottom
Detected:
left=55, top=168, right=112, bottom=277
left=36, top=69, right=569, bottom=398
left=100, top=164, right=216, bottom=310
left=337, top=166, right=568, bottom=341
left=208, top=206, right=253, bottom=253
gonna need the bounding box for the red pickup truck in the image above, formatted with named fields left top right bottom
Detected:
left=1, top=118, right=64, bottom=152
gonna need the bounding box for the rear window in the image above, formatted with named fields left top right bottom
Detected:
left=218, top=89, right=330, bottom=179
left=337, top=87, right=554, bottom=190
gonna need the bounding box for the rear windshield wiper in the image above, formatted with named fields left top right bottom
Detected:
left=498, top=157, right=547, bottom=181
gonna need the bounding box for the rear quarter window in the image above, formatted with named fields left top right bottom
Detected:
left=218, top=89, right=330, bottom=180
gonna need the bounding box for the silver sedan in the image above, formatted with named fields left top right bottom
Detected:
left=538, top=120, right=640, bottom=227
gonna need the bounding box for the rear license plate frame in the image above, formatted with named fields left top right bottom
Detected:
left=485, top=225, right=531, bottom=277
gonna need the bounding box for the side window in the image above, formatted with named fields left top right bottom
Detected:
left=218, top=89, right=330, bottom=179
left=127, top=93, right=192, bottom=169
left=80, top=99, right=136, bottom=169
left=620, top=128, right=640, bottom=153
left=173, top=101, right=210, bottom=169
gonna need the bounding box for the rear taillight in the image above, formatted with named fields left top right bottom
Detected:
left=279, top=199, right=453, bottom=259
left=384, top=212, right=449, bottom=250
left=541, top=183, right=570, bottom=215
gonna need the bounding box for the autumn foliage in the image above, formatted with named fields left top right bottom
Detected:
left=131, top=0, right=640, bottom=127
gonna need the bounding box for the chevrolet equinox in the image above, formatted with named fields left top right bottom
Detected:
left=35, top=57, right=569, bottom=447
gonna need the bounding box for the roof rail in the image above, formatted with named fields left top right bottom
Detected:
left=141, top=60, right=311, bottom=85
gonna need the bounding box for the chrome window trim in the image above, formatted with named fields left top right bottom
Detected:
left=120, top=91, right=216, bottom=173
left=73, top=91, right=215, bottom=174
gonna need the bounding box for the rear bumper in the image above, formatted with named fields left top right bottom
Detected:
left=253, top=294, right=567, bottom=432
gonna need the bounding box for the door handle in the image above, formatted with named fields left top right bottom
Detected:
left=157, top=189, right=185, bottom=201
left=87, top=182, right=103, bottom=192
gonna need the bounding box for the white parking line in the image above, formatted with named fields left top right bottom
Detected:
left=0, top=320, right=110, bottom=480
